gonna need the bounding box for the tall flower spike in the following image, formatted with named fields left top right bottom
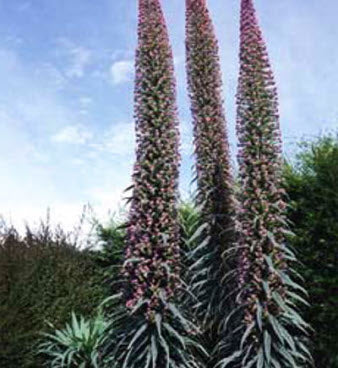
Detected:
left=124, top=0, right=181, bottom=320
left=185, top=0, right=237, bottom=346
left=103, top=1, right=206, bottom=367
left=217, top=0, right=312, bottom=367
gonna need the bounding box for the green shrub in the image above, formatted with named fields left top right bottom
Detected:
left=0, top=221, right=106, bottom=368
left=92, top=219, right=125, bottom=292
left=285, top=133, right=338, bottom=368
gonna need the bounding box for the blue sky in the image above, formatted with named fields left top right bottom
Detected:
left=0, top=0, right=337, bottom=230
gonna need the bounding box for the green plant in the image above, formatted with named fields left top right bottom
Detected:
left=284, top=133, right=338, bottom=368
left=103, top=294, right=206, bottom=368
left=185, top=0, right=237, bottom=348
left=38, top=312, right=108, bottom=368
left=93, top=218, right=125, bottom=292
left=217, top=0, right=311, bottom=367
left=0, top=220, right=105, bottom=368
left=103, top=0, right=205, bottom=366
left=178, top=201, right=201, bottom=257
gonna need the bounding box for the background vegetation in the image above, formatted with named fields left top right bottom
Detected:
left=0, top=220, right=107, bottom=367
left=0, top=133, right=337, bottom=367
left=285, top=133, right=338, bottom=368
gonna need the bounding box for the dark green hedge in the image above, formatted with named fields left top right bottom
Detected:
left=285, top=134, right=338, bottom=368
left=0, top=222, right=107, bottom=368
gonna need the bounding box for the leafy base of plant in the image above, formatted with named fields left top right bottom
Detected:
left=102, top=293, right=207, bottom=368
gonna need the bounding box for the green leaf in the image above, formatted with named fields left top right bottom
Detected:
left=163, top=323, right=185, bottom=349
left=151, top=333, right=158, bottom=368
left=127, top=323, right=148, bottom=350
left=257, top=348, right=264, bottom=368
left=256, top=302, right=263, bottom=331
left=216, top=350, right=241, bottom=368
left=240, top=322, right=255, bottom=349
left=264, top=331, right=271, bottom=363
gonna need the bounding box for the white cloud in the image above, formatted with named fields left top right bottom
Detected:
left=52, top=124, right=93, bottom=144
left=110, top=60, right=134, bottom=85
left=67, top=46, right=91, bottom=78
left=51, top=121, right=135, bottom=157
left=86, top=186, right=129, bottom=215
left=89, top=122, right=135, bottom=157
left=79, top=96, right=93, bottom=106
left=101, top=122, right=135, bottom=155
left=56, top=39, right=92, bottom=79
left=78, top=97, right=93, bottom=115
left=0, top=49, right=134, bottom=234
left=34, top=63, right=66, bottom=90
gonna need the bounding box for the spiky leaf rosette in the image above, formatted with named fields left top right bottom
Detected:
left=185, top=0, right=237, bottom=342
left=103, top=1, right=206, bottom=367
left=103, top=294, right=207, bottom=368
left=217, top=1, right=312, bottom=367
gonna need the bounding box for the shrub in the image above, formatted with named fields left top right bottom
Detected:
left=0, top=220, right=106, bottom=368
left=92, top=218, right=125, bottom=293
left=284, top=133, right=338, bottom=367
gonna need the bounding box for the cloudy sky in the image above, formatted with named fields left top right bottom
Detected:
left=0, top=0, right=337, bottom=230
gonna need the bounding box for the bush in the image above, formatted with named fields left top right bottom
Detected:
left=284, top=133, right=338, bottom=368
left=0, top=220, right=106, bottom=368
left=91, top=218, right=125, bottom=291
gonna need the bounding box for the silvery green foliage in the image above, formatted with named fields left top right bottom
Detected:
left=38, top=312, right=108, bottom=368
left=216, top=1, right=312, bottom=367
left=103, top=293, right=207, bottom=368
left=185, top=0, right=237, bottom=345
left=104, top=1, right=205, bottom=367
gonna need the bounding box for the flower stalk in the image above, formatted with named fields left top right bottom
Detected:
left=104, top=1, right=206, bottom=367
left=185, top=0, right=237, bottom=341
left=217, top=0, right=312, bottom=366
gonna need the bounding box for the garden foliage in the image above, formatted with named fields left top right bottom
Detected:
left=102, top=0, right=205, bottom=366
left=1, top=1, right=328, bottom=367
left=0, top=220, right=105, bottom=368
left=216, top=0, right=311, bottom=367
left=38, top=311, right=108, bottom=368
left=185, top=0, right=237, bottom=348
left=285, top=134, right=338, bottom=368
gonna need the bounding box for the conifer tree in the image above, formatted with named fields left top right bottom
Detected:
left=217, top=1, right=311, bottom=367
left=185, top=0, right=237, bottom=343
left=104, top=1, right=205, bottom=367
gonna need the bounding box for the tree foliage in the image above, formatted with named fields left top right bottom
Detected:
left=285, top=134, right=338, bottom=368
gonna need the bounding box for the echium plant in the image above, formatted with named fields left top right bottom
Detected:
left=185, top=0, right=237, bottom=343
left=124, top=0, right=181, bottom=321
left=217, top=1, right=312, bottom=367
left=103, top=1, right=205, bottom=367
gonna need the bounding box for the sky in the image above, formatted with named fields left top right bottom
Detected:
left=0, top=0, right=337, bottom=231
